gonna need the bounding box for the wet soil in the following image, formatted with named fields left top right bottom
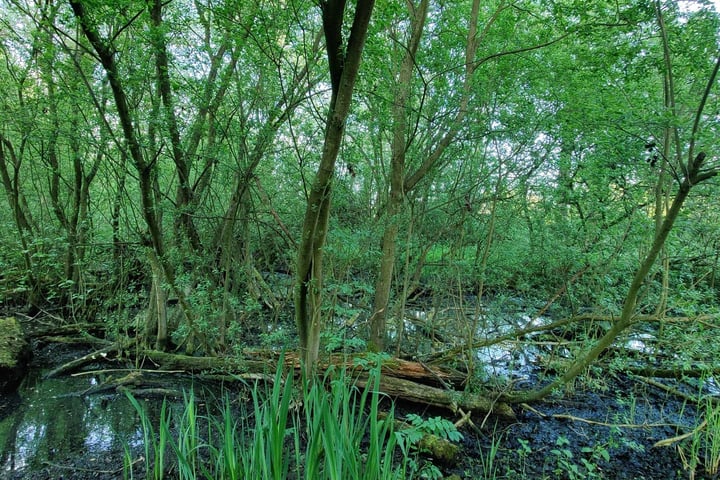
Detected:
left=0, top=337, right=708, bottom=479
left=453, top=375, right=697, bottom=479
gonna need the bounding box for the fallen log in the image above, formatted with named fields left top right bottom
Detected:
left=147, top=350, right=513, bottom=418
left=623, top=365, right=720, bottom=379
left=48, top=348, right=514, bottom=419
left=142, top=350, right=467, bottom=387
left=357, top=375, right=515, bottom=420
left=44, top=342, right=124, bottom=378
left=239, top=350, right=467, bottom=387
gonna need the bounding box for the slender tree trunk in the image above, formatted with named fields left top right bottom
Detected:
left=295, top=0, right=375, bottom=373
left=70, top=0, right=201, bottom=350
left=514, top=167, right=707, bottom=403
left=368, top=0, right=428, bottom=352
left=370, top=0, right=484, bottom=351
left=0, top=135, right=39, bottom=304
left=146, top=248, right=168, bottom=350
left=149, top=0, right=201, bottom=252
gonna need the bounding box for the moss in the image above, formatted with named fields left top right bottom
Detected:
left=0, top=317, right=27, bottom=368
left=418, top=433, right=460, bottom=465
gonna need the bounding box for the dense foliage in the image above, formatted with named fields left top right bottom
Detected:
left=0, top=0, right=719, bottom=373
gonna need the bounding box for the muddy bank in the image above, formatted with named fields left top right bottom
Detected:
left=488, top=378, right=694, bottom=479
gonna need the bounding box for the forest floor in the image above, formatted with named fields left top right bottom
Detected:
left=442, top=374, right=696, bottom=479
left=1, top=338, right=703, bottom=479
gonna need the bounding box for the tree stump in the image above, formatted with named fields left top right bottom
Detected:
left=0, top=317, right=32, bottom=393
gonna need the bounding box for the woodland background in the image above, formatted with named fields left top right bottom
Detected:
left=1, top=0, right=719, bottom=389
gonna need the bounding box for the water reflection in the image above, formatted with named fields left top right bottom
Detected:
left=0, top=370, right=140, bottom=475
left=624, top=333, right=657, bottom=354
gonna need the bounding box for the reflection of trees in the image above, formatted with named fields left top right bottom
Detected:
left=0, top=375, right=153, bottom=473
left=0, top=393, right=24, bottom=469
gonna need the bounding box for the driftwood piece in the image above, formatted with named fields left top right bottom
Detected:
left=117, top=386, right=184, bottom=398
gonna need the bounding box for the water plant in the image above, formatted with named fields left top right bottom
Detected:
left=123, top=360, right=407, bottom=479
left=680, top=394, right=720, bottom=480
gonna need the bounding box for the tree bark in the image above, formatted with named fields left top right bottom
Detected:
left=368, top=0, right=428, bottom=352
left=295, top=0, right=375, bottom=374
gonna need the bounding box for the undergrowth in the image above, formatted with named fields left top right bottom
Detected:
left=123, top=359, right=421, bottom=479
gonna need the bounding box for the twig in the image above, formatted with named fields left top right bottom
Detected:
left=654, top=420, right=707, bottom=448
left=454, top=407, right=476, bottom=429
left=44, top=342, right=124, bottom=379
left=71, top=368, right=184, bottom=376
left=522, top=403, right=680, bottom=429
left=550, top=413, right=678, bottom=429
left=633, top=375, right=720, bottom=407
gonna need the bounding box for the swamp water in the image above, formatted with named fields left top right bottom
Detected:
left=0, top=370, right=206, bottom=478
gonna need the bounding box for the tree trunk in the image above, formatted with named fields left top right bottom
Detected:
left=149, top=0, right=201, bottom=252
left=70, top=1, right=200, bottom=351
left=520, top=180, right=692, bottom=401
left=370, top=0, right=481, bottom=351
left=295, top=0, right=375, bottom=374
left=368, top=0, right=428, bottom=352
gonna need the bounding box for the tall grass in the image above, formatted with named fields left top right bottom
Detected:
left=682, top=395, right=720, bottom=480
left=123, top=361, right=406, bottom=479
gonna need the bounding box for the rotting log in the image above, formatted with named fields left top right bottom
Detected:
left=357, top=375, right=515, bottom=420
left=149, top=350, right=467, bottom=387
left=49, top=348, right=513, bottom=418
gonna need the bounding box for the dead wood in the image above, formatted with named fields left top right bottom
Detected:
left=129, top=349, right=513, bottom=418
left=46, top=346, right=513, bottom=418
left=44, top=342, right=125, bottom=378
left=357, top=375, right=515, bottom=420
left=622, top=365, right=720, bottom=379
left=117, top=386, right=184, bottom=398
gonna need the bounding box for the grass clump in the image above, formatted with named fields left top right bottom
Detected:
left=123, top=359, right=406, bottom=479
left=679, top=394, right=720, bottom=480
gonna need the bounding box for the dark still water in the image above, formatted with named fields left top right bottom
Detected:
left=0, top=370, right=146, bottom=478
